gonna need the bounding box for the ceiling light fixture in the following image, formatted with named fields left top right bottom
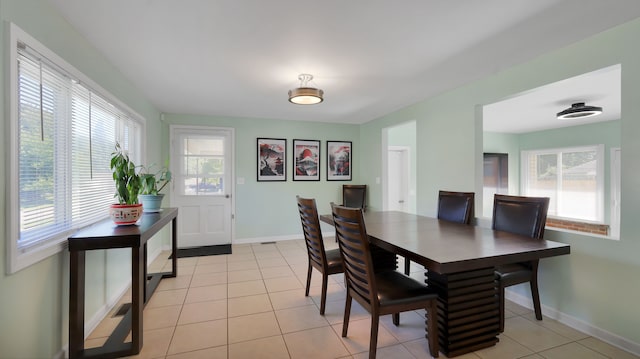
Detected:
left=288, top=74, right=323, bottom=105
left=556, top=102, right=603, bottom=120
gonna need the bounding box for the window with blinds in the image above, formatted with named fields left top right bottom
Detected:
left=7, top=23, right=144, bottom=273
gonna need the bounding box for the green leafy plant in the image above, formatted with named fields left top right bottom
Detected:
left=138, top=163, right=172, bottom=195
left=110, top=142, right=140, bottom=204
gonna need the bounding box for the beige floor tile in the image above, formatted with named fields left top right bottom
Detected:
left=230, top=245, right=253, bottom=254
left=127, top=326, right=174, bottom=358
left=538, top=342, right=608, bottom=359
left=228, top=279, right=267, bottom=298
left=144, top=304, right=182, bottom=330
left=156, top=275, right=192, bottom=291
left=310, top=283, right=346, bottom=305
left=285, top=255, right=309, bottom=266
left=352, top=343, right=416, bottom=359
left=283, top=326, right=350, bottom=359
left=251, top=243, right=279, bottom=252
left=257, top=257, right=289, bottom=268
left=379, top=310, right=429, bottom=342
left=227, top=269, right=262, bottom=283
left=185, top=283, right=227, bottom=303
left=475, top=334, right=534, bottom=359
left=332, top=317, right=400, bottom=355
left=177, top=257, right=199, bottom=267
left=178, top=299, right=227, bottom=325
left=84, top=336, right=107, bottom=349
left=295, top=269, right=340, bottom=288
left=226, top=254, right=256, bottom=263
left=505, top=300, right=533, bottom=316
left=578, top=337, right=640, bottom=359
left=521, top=312, right=590, bottom=341
left=227, top=260, right=259, bottom=271
left=503, top=316, right=572, bottom=352
left=264, top=276, right=303, bottom=292
left=87, top=316, right=120, bottom=339
left=260, top=265, right=295, bottom=279
left=193, top=262, right=227, bottom=275
left=170, top=264, right=195, bottom=275
left=165, top=345, right=227, bottom=359
left=228, top=294, right=273, bottom=317
left=228, top=335, right=289, bottom=359
left=146, top=288, right=187, bottom=308
left=167, top=319, right=227, bottom=355
left=228, top=311, right=282, bottom=344
left=190, top=272, right=227, bottom=287
left=275, top=304, right=331, bottom=333
left=321, top=299, right=369, bottom=325
left=196, top=255, right=227, bottom=265
left=519, top=355, right=545, bottom=359
left=253, top=250, right=285, bottom=259
left=268, top=288, right=316, bottom=310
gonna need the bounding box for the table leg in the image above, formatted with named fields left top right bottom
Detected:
left=131, top=246, right=144, bottom=354
left=69, top=251, right=86, bottom=359
left=427, top=267, right=499, bottom=357
left=171, top=216, right=177, bottom=277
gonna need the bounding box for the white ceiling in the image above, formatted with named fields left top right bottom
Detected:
left=47, top=0, right=640, bottom=125
left=483, top=65, right=621, bottom=134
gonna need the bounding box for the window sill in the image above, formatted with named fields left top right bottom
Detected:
left=7, top=237, right=67, bottom=274
left=545, top=226, right=619, bottom=241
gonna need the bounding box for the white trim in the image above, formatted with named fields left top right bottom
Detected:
left=609, top=147, right=621, bottom=240
left=505, top=289, right=640, bottom=356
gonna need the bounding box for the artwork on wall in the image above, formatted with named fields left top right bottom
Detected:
left=257, top=138, right=287, bottom=181
left=327, top=141, right=352, bottom=181
left=293, top=139, right=320, bottom=181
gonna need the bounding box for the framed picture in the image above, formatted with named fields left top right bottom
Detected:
left=327, top=141, right=352, bottom=181
left=257, top=138, right=287, bottom=181
left=293, top=139, right=320, bottom=181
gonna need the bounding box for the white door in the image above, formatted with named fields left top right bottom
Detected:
left=170, top=126, right=233, bottom=248
left=387, top=148, right=409, bottom=212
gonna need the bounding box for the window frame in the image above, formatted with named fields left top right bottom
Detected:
left=6, top=23, right=146, bottom=274
left=520, top=144, right=605, bottom=224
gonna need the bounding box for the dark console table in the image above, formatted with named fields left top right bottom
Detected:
left=68, top=208, right=178, bottom=359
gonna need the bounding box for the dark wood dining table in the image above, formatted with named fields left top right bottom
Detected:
left=320, top=211, right=570, bottom=357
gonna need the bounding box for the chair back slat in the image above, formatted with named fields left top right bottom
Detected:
left=297, top=196, right=327, bottom=269
left=343, top=185, right=367, bottom=211
left=332, top=205, right=377, bottom=305
left=437, top=190, right=475, bottom=224
left=492, top=194, right=549, bottom=239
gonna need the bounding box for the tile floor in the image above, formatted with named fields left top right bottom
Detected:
left=85, top=239, right=638, bottom=359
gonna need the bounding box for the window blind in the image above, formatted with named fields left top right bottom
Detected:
left=17, top=43, right=142, bottom=251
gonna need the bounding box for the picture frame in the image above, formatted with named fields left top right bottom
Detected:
left=257, top=138, right=287, bottom=181
left=327, top=141, right=352, bottom=181
left=293, top=139, right=320, bottom=181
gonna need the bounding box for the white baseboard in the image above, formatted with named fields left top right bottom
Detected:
left=232, top=234, right=303, bottom=245
left=505, top=289, right=640, bottom=356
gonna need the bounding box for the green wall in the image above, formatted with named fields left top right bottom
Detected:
left=162, top=114, right=361, bottom=241
left=361, top=17, right=640, bottom=350
left=0, top=1, right=163, bottom=358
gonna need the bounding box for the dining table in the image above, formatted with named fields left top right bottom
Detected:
left=320, top=210, right=570, bottom=357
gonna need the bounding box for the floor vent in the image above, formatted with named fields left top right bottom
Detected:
left=112, top=303, right=131, bottom=317
left=261, top=241, right=276, bottom=245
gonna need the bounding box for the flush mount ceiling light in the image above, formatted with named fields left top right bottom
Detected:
left=288, top=74, right=323, bottom=105
left=556, top=102, right=603, bottom=120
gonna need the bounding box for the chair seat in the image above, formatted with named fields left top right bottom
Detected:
left=325, top=248, right=344, bottom=273
left=495, top=263, right=532, bottom=286
left=375, top=270, right=438, bottom=307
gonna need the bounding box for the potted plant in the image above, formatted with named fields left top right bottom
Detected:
left=109, top=142, right=142, bottom=225
left=138, top=163, right=172, bottom=212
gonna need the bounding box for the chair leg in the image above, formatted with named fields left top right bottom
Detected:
left=499, top=283, right=505, bottom=332
left=404, top=257, right=411, bottom=275
left=320, top=273, right=329, bottom=315
left=426, top=300, right=439, bottom=358
left=369, top=314, right=379, bottom=359
left=530, top=261, right=542, bottom=321
left=305, top=262, right=312, bottom=297
left=392, top=313, right=400, bottom=326
left=342, top=293, right=352, bottom=337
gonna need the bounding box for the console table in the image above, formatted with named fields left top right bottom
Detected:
left=68, top=208, right=178, bottom=359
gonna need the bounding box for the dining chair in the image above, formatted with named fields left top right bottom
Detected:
left=296, top=196, right=344, bottom=315
left=404, top=190, right=475, bottom=274
left=332, top=204, right=439, bottom=359
left=492, top=194, right=550, bottom=332
left=342, top=184, right=367, bottom=211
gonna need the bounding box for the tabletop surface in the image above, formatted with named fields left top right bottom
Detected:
left=321, top=211, right=570, bottom=273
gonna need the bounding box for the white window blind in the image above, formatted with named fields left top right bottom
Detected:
left=8, top=23, right=144, bottom=273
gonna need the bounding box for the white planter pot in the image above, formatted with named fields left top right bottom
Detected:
left=109, top=203, right=143, bottom=225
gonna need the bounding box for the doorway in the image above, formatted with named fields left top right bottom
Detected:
left=383, top=121, right=416, bottom=213
left=387, top=147, right=410, bottom=212
left=170, top=126, right=234, bottom=248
